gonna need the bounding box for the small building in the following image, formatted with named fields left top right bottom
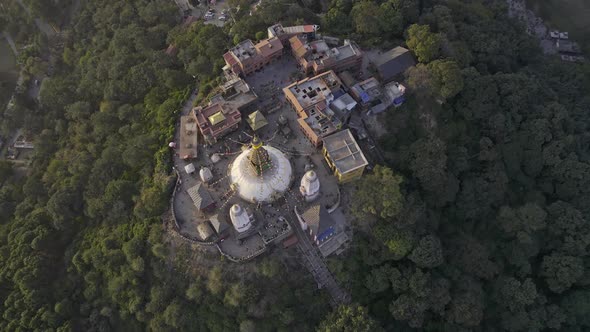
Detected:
left=209, top=214, right=230, bottom=237
left=194, top=103, right=241, bottom=145
left=322, top=129, right=368, bottom=183
left=197, top=222, right=215, bottom=241
left=289, top=36, right=363, bottom=76
left=374, top=46, right=416, bottom=83
left=184, top=163, right=196, bottom=174
left=179, top=115, right=198, bottom=159
left=556, top=39, right=582, bottom=55
left=199, top=167, right=213, bottom=183
left=247, top=110, right=268, bottom=131
left=223, top=37, right=283, bottom=77
left=187, top=183, right=216, bottom=212
left=350, top=77, right=406, bottom=113
left=211, top=76, right=258, bottom=112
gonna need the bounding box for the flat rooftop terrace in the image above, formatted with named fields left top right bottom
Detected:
left=230, top=39, right=257, bottom=61
left=285, top=71, right=342, bottom=109
left=323, top=129, right=368, bottom=174
left=179, top=115, right=198, bottom=158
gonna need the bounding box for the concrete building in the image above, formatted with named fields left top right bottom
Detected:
left=322, top=129, right=368, bottom=183
left=350, top=77, right=406, bottom=113
left=373, top=46, right=416, bottom=83
left=289, top=36, right=363, bottom=75
left=329, top=93, right=357, bottom=124
left=283, top=71, right=347, bottom=147
left=212, top=75, right=258, bottom=111
left=267, top=23, right=319, bottom=45
left=223, top=37, right=283, bottom=77
left=179, top=115, right=198, bottom=159
left=194, top=103, right=241, bottom=145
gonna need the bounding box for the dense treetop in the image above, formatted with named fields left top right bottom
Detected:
left=1, top=0, right=589, bottom=331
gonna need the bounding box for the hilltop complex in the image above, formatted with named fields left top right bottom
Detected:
left=172, top=21, right=413, bottom=262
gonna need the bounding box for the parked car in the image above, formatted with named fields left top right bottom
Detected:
left=219, top=14, right=227, bottom=21
left=204, top=12, right=214, bottom=20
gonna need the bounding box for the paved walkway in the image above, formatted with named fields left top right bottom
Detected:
left=287, top=213, right=350, bottom=306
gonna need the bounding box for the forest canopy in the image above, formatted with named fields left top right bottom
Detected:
left=1, top=0, right=590, bottom=331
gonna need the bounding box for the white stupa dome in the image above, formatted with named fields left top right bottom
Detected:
left=300, top=170, right=320, bottom=202
left=229, top=204, right=252, bottom=233
left=229, top=137, right=293, bottom=203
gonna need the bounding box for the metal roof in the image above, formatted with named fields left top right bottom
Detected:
left=374, top=47, right=416, bottom=82
left=208, top=111, right=226, bottom=126
left=247, top=111, right=268, bottom=131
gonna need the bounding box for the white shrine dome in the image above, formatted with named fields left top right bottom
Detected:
left=300, top=170, right=320, bottom=202
left=229, top=204, right=252, bottom=233
left=229, top=139, right=293, bottom=203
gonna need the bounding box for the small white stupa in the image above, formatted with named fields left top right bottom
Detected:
left=229, top=204, right=253, bottom=233
left=199, top=167, right=213, bottom=183
left=300, top=170, right=320, bottom=202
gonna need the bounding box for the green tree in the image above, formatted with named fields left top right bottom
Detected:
left=427, top=59, right=464, bottom=99
left=351, top=165, right=404, bottom=219
left=406, top=24, right=441, bottom=63
left=408, top=235, right=444, bottom=268
left=207, top=265, right=224, bottom=295
left=255, top=31, right=266, bottom=40
left=350, top=1, right=381, bottom=36
left=317, top=304, right=383, bottom=332
left=541, top=252, right=584, bottom=294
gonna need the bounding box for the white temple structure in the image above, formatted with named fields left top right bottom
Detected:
left=229, top=137, right=293, bottom=203
left=300, top=170, right=320, bottom=202
left=229, top=204, right=253, bottom=233
left=199, top=167, right=213, bottom=183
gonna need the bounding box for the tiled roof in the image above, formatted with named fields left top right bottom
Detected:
left=301, top=204, right=335, bottom=237
left=209, top=214, right=230, bottom=234
left=187, top=183, right=214, bottom=210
